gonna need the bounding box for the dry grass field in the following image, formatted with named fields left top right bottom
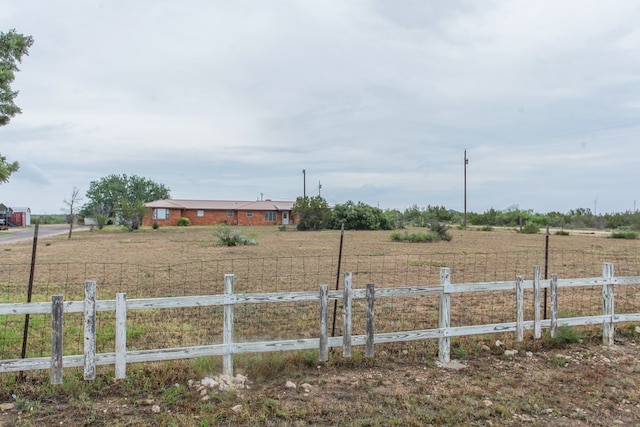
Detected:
left=1, top=225, right=640, bottom=426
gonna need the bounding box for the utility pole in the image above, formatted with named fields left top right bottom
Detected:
left=463, top=149, right=469, bottom=227
left=318, top=180, right=322, bottom=197
left=302, top=169, right=306, bottom=198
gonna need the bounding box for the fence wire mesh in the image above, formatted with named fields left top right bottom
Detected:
left=2, top=249, right=640, bottom=360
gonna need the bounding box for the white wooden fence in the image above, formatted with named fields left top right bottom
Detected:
left=1, top=263, right=639, bottom=383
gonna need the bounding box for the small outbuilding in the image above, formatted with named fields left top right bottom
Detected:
left=11, top=207, right=31, bottom=226
left=143, top=199, right=296, bottom=227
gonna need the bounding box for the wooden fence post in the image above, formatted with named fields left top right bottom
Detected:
left=343, top=272, right=352, bottom=358
left=84, top=281, right=97, bottom=381
left=550, top=274, right=558, bottom=338
left=602, top=263, right=615, bottom=346
left=533, top=265, right=542, bottom=339
left=115, top=292, right=127, bottom=379
left=365, top=283, right=375, bottom=358
left=51, top=295, right=64, bottom=385
left=223, top=274, right=235, bottom=376
left=516, top=275, right=524, bottom=342
left=439, top=268, right=451, bottom=364
left=319, top=285, right=329, bottom=362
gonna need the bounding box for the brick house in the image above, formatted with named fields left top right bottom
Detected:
left=143, top=199, right=296, bottom=227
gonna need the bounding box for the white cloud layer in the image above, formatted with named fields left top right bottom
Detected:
left=2, top=0, right=640, bottom=214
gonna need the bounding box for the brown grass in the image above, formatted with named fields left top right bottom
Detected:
left=2, top=225, right=640, bottom=425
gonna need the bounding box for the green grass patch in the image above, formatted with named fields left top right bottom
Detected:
left=611, top=230, right=638, bottom=239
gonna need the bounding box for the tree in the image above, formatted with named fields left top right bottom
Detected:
left=81, top=174, right=171, bottom=221
left=1, top=29, right=34, bottom=184
left=0, top=153, right=19, bottom=184
left=117, top=198, right=148, bottom=231
left=62, top=187, right=82, bottom=239
left=292, top=195, right=331, bottom=231
left=326, top=200, right=395, bottom=230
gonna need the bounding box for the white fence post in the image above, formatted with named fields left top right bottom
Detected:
left=84, top=281, right=97, bottom=381
left=365, top=283, right=375, bottom=358
left=516, top=275, right=524, bottom=342
left=439, top=267, right=451, bottom=364
left=223, top=274, right=235, bottom=376
left=550, top=274, right=558, bottom=338
left=51, top=295, right=64, bottom=385
left=115, top=292, right=127, bottom=379
left=319, top=285, right=329, bottom=362
left=343, top=272, right=352, bottom=358
left=602, top=263, right=615, bottom=346
left=533, top=265, right=542, bottom=339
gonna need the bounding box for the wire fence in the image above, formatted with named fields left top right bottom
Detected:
left=2, top=249, right=640, bottom=360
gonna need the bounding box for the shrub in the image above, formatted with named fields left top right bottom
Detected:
left=611, top=230, right=638, bottom=239
left=429, top=220, right=452, bottom=241
left=521, top=223, right=540, bottom=234
left=391, top=231, right=439, bottom=243
left=213, top=225, right=257, bottom=246
left=545, top=326, right=583, bottom=348
left=95, top=214, right=107, bottom=230
left=481, top=225, right=493, bottom=232
left=177, top=217, right=191, bottom=227
left=152, top=221, right=159, bottom=230
left=555, top=230, right=570, bottom=236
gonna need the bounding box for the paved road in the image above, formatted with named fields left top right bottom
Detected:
left=0, top=225, right=89, bottom=244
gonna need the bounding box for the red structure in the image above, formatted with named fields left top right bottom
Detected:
left=143, top=199, right=296, bottom=227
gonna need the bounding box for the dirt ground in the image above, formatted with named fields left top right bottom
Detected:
left=1, top=225, right=640, bottom=425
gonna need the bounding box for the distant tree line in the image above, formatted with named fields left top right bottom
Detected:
left=293, top=197, right=640, bottom=232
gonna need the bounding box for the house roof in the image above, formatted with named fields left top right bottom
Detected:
left=145, top=199, right=295, bottom=211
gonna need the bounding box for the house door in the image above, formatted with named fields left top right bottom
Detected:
left=282, top=212, right=289, bottom=225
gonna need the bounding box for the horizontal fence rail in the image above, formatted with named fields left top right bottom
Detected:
left=1, top=263, right=639, bottom=383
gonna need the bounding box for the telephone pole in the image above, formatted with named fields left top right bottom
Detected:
left=302, top=169, right=306, bottom=198
left=464, top=149, right=469, bottom=227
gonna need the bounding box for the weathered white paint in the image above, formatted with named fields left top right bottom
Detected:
left=115, top=293, right=127, bottom=379
left=365, top=283, right=375, bottom=358
left=439, top=267, right=451, bottom=364
left=602, top=263, right=615, bottom=346
left=533, top=266, right=542, bottom=339
left=319, top=285, right=329, bottom=362
left=342, top=272, right=352, bottom=358
left=516, top=276, right=524, bottom=342
left=550, top=274, right=558, bottom=338
left=223, top=274, right=234, bottom=376
left=51, top=295, right=64, bottom=385
left=83, top=281, right=97, bottom=381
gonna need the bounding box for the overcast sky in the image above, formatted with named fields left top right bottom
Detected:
left=2, top=1, right=640, bottom=215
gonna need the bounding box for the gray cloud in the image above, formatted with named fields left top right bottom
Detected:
left=1, top=1, right=640, bottom=214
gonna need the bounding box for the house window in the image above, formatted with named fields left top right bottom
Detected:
left=153, top=208, right=170, bottom=220
left=227, top=210, right=234, bottom=217
left=246, top=210, right=253, bottom=217
left=265, top=211, right=277, bottom=222
left=197, top=210, right=204, bottom=217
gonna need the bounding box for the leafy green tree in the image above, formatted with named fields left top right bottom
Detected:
left=292, top=195, right=331, bottom=231
left=1, top=29, right=34, bottom=183
left=327, top=200, right=394, bottom=230
left=0, top=153, right=19, bottom=184
left=82, top=174, right=170, bottom=220
left=117, top=198, right=148, bottom=231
